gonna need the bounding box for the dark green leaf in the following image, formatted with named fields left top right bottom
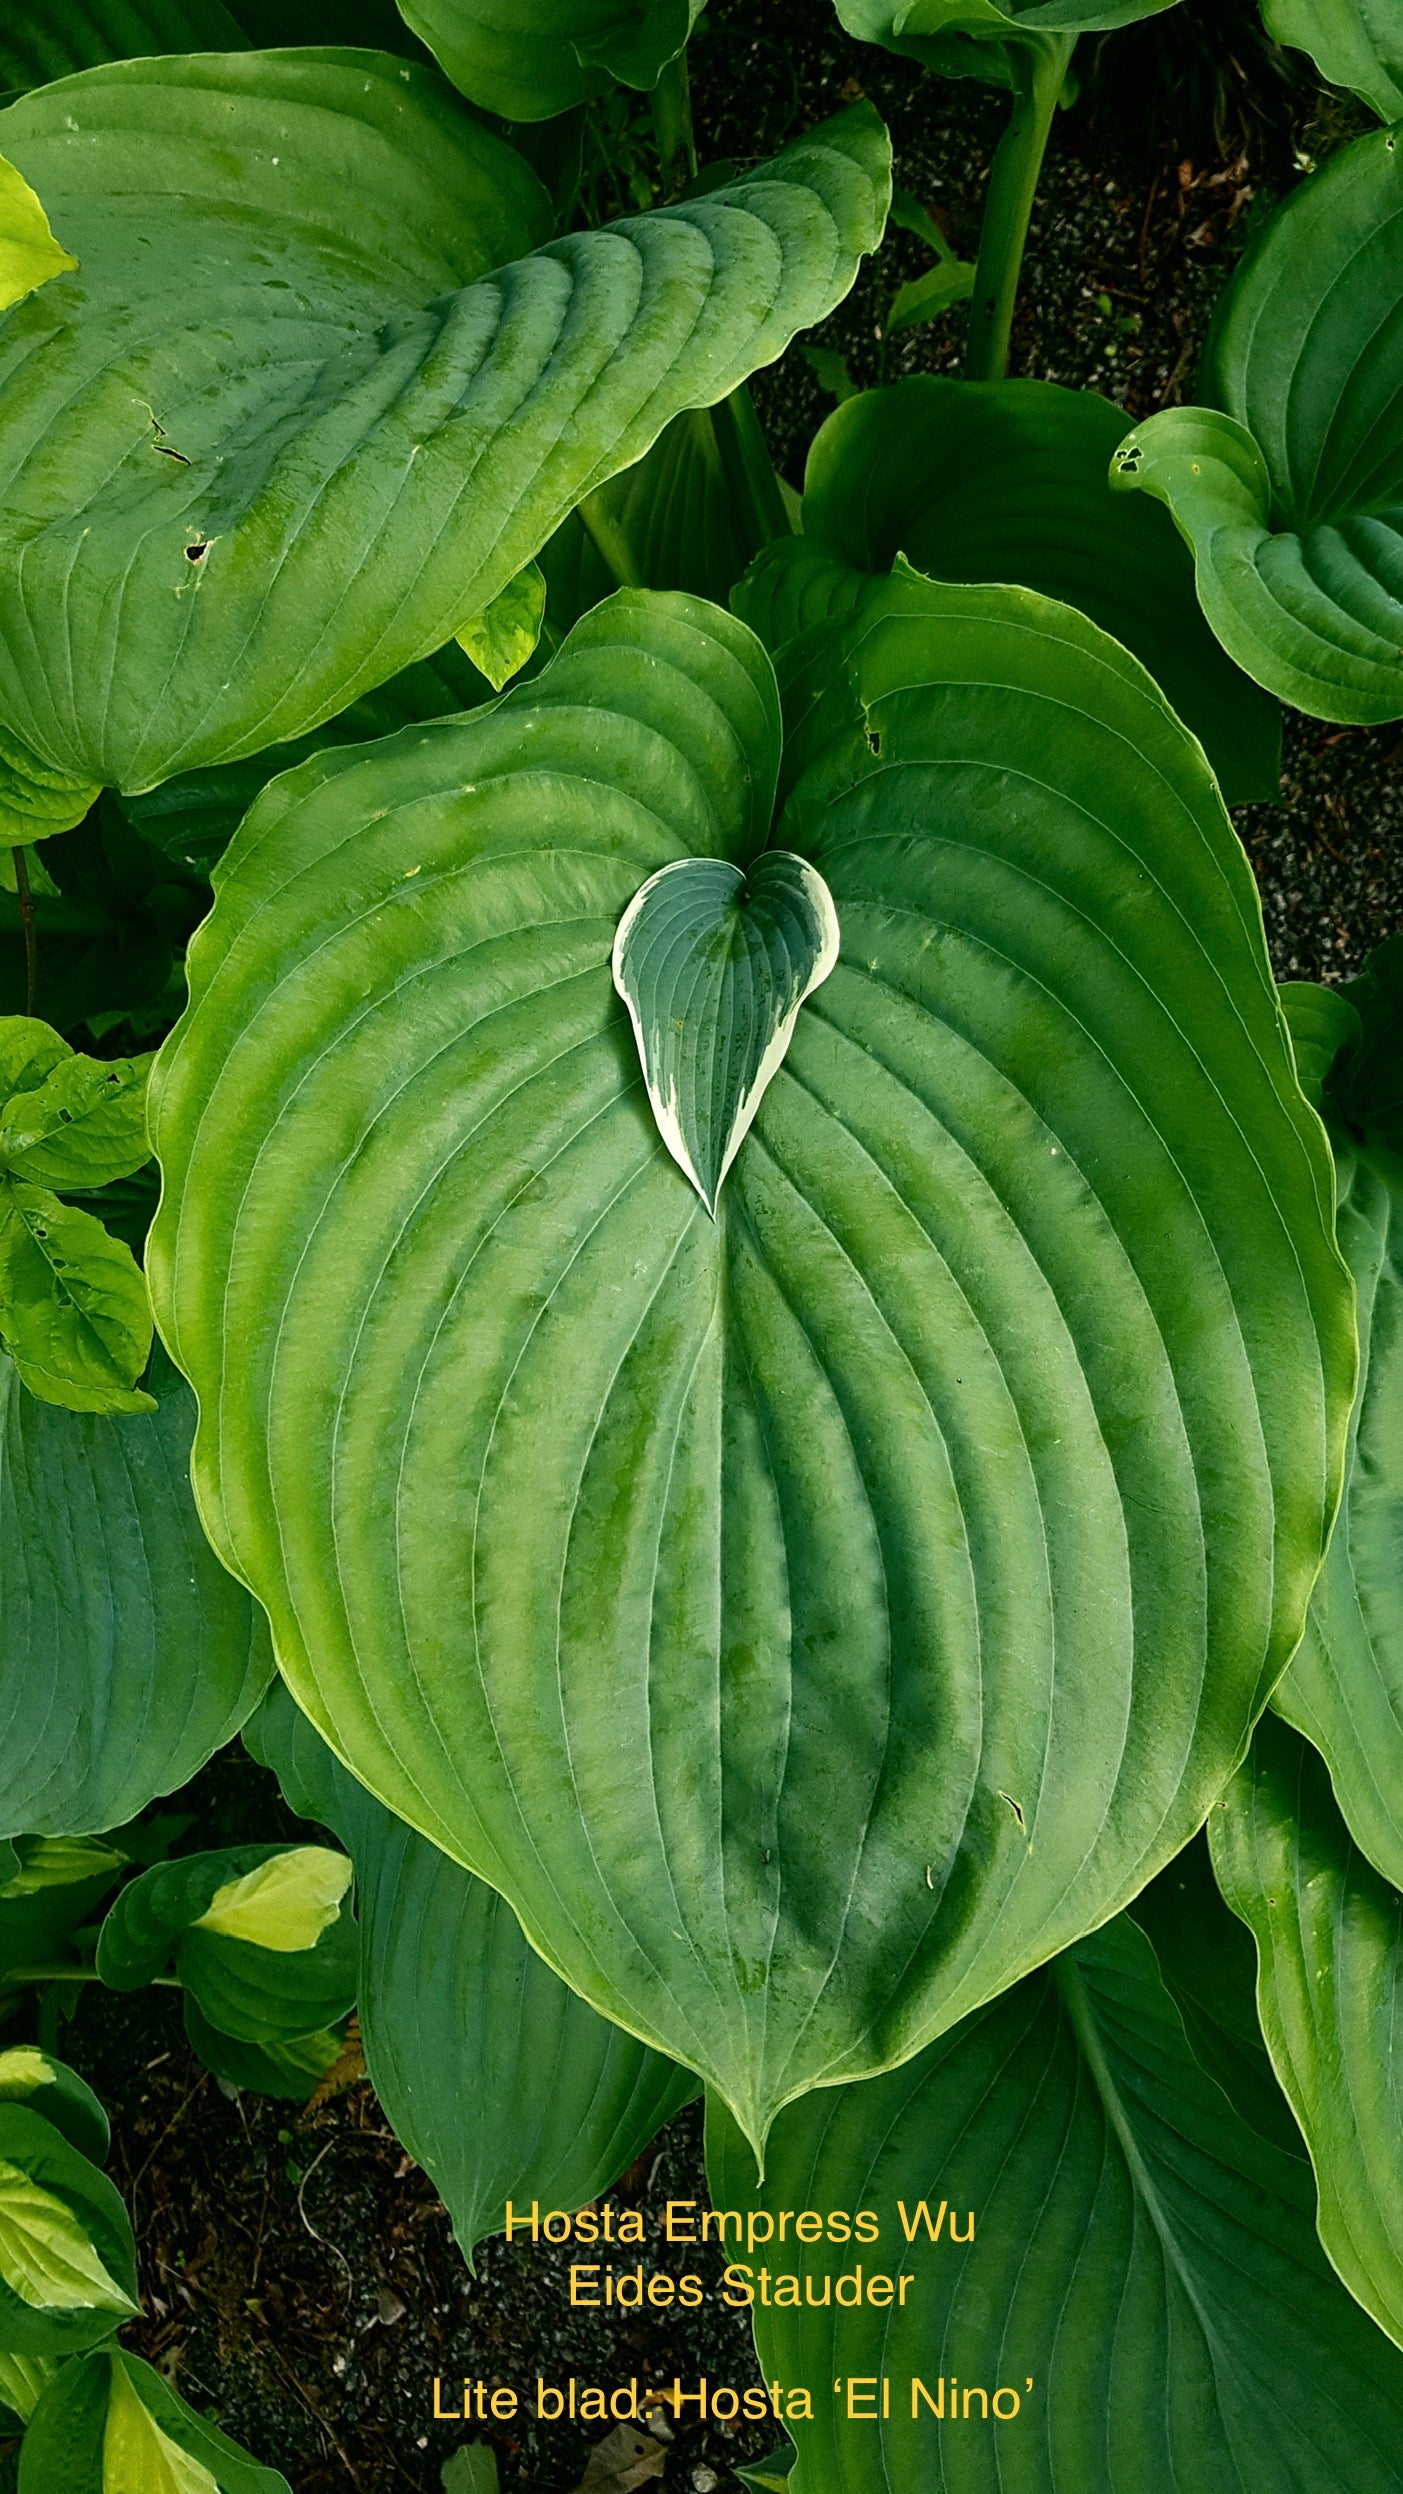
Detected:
left=248, top=1680, right=699, bottom=2257
left=707, top=1898, right=1403, bottom=2493
left=0, top=1345, right=272, bottom=1842
left=0, top=2054, right=108, bottom=2169
left=181, top=1998, right=346, bottom=2102
left=0, top=1183, right=153, bottom=1416
left=96, top=1846, right=357, bottom=2045
left=1112, top=127, right=1403, bottom=723
left=18, top=2348, right=292, bottom=2493
left=1262, top=0, right=1403, bottom=119
left=759, top=376, right=1281, bottom=803
left=0, top=62, right=888, bottom=792
left=398, top=0, right=702, bottom=119
left=0, top=0, right=423, bottom=92
left=1213, top=1713, right=1403, bottom=2349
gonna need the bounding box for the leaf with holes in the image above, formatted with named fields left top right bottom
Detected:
left=1113, top=127, right=1403, bottom=723
left=707, top=1887, right=1403, bottom=2493
left=0, top=58, right=887, bottom=795
left=1272, top=952, right=1403, bottom=1887
left=247, top=1678, right=698, bottom=2255
left=746, top=376, right=1280, bottom=802
left=1212, top=1712, right=1403, bottom=2352
left=0, top=1184, right=153, bottom=1416
left=147, top=579, right=1351, bottom=2149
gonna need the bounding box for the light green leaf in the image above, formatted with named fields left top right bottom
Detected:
left=193, top=1849, right=353, bottom=1954
left=1212, top=1713, right=1403, bottom=2350
left=885, top=256, right=975, bottom=330
left=19, top=2349, right=292, bottom=2494
left=0, top=154, right=75, bottom=317
left=0, top=1345, right=272, bottom=1842
left=97, top=1845, right=357, bottom=2048
left=248, top=1679, right=699, bottom=2256
left=399, top=0, right=702, bottom=118
left=1112, top=127, right=1403, bottom=723
left=1263, top=0, right=1403, bottom=120
left=148, top=581, right=1352, bottom=2149
left=0, top=1840, right=126, bottom=1902
left=0, top=2162, right=133, bottom=2317
left=103, top=2359, right=220, bottom=2494
left=613, top=850, right=838, bottom=1213
left=753, top=376, right=1281, bottom=802
left=455, top=562, right=547, bottom=692
left=0, top=1182, right=154, bottom=1415
left=0, top=2108, right=136, bottom=2354
left=1273, top=959, right=1403, bottom=1887
left=0, top=1050, right=150, bottom=1192
left=0, top=59, right=887, bottom=794
left=0, top=2350, right=58, bottom=2426
left=707, top=1887, right=1403, bottom=2493
left=0, top=1023, right=68, bottom=1102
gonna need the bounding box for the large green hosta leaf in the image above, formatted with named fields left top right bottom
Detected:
left=741, top=377, right=1280, bottom=803
left=1113, top=127, right=1403, bottom=724
left=249, top=1682, right=696, bottom=2257
left=1273, top=957, right=1403, bottom=1887
left=398, top=0, right=704, bottom=119
left=1212, top=1713, right=1403, bottom=2352
left=1262, top=0, right=1403, bottom=121
left=148, top=583, right=1351, bottom=2150
left=0, top=59, right=887, bottom=795
left=0, top=1346, right=271, bottom=1839
left=706, top=1880, right=1403, bottom=2494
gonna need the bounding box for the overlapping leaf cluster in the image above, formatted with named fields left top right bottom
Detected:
left=0, top=2, right=1400, bottom=2489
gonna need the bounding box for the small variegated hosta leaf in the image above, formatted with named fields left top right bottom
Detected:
left=103, top=2351, right=220, bottom=2494
left=0, top=1839, right=126, bottom=1901
left=0, top=152, right=74, bottom=315
left=0, top=2347, right=57, bottom=2425
left=612, top=850, right=840, bottom=1214
left=19, top=2349, right=292, bottom=2494
left=0, top=2160, right=133, bottom=2315
left=0, top=1181, right=154, bottom=1415
left=180, top=1999, right=346, bottom=2105
left=454, top=561, right=547, bottom=692
left=193, top=1850, right=353, bottom=1955
left=0, top=2052, right=109, bottom=2168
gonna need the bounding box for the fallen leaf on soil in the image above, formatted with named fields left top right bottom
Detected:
left=575, top=2424, right=668, bottom=2490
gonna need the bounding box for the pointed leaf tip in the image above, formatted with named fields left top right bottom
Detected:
left=612, top=850, right=839, bottom=1214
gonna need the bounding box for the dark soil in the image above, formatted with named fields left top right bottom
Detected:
left=4, top=10, right=1399, bottom=2494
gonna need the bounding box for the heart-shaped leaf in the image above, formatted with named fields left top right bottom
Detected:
left=1113, top=127, right=1403, bottom=724
left=1272, top=957, right=1403, bottom=1888
left=399, top=0, right=703, bottom=118
left=1263, top=0, right=1403, bottom=120
left=613, top=850, right=839, bottom=1214
left=707, top=1881, right=1403, bottom=2492
left=249, top=1680, right=698, bottom=2258
left=19, top=2350, right=292, bottom=2494
left=96, top=1846, right=358, bottom=2046
left=148, top=583, right=1351, bottom=2150
left=741, top=376, right=1281, bottom=803
left=1213, top=1713, right=1403, bottom=2352
left=0, top=59, right=888, bottom=794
